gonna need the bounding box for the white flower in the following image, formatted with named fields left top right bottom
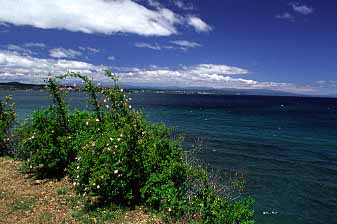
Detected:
left=97, top=185, right=100, bottom=189
left=129, top=105, right=132, bottom=109
left=77, top=166, right=80, bottom=169
left=86, top=121, right=89, bottom=125
left=96, top=119, right=99, bottom=122
left=103, top=99, right=107, bottom=103
left=168, top=208, right=172, bottom=212
left=115, top=145, right=118, bottom=148
left=120, top=88, right=124, bottom=92
left=31, top=135, right=35, bottom=139
left=73, top=182, right=77, bottom=186
left=76, top=175, right=79, bottom=179
left=110, top=137, right=113, bottom=141
left=93, top=183, right=96, bottom=186
left=106, top=105, right=110, bottom=108
left=117, top=138, right=121, bottom=142
left=120, top=134, right=123, bottom=137
left=114, top=170, right=118, bottom=174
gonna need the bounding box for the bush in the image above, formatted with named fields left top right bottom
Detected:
left=15, top=70, right=254, bottom=223
left=0, top=95, right=16, bottom=156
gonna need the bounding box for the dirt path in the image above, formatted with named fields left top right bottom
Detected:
left=0, top=157, right=161, bottom=224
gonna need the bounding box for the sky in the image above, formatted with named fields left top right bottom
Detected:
left=0, top=0, right=336, bottom=95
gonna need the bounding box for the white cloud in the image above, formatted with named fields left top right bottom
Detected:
left=0, top=50, right=101, bottom=83
left=187, top=16, right=212, bottom=32
left=49, top=48, right=82, bottom=58
left=134, top=42, right=162, bottom=50
left=24, top=42, right=46, bottom=48
left=4, top=44, right=34, bottom=55
left=116, top=64, right=250, bottom=88
left=78, top=46, right=100, bottom=53
left=170, top=40, right=202, bottom=49
left=289, top=3, right=314, bottom=15
left=114, top=64, right=326, bottom=94
left=172, top=0, right=194, bottom=10
left=0, top=0, right=211, bottom=36
left=275, top=12, right=295, bottom=21
left=108, top=56, right=116, bottom=61
left=0, top=50, right=328, bottom=95
left=135, top=40, right=201, bottom=51
left=146, top=0, right=162, bottom=8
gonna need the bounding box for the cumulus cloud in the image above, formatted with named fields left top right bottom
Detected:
left=187, top=16, right=212, bottom=32
left=289, top=2, right=314, bottom=15
left=114, top=64, right=324, bottom=94
left=0, top=50, right=101, bottom=83
left=108, top=56, right=116, bottom=61
left=0, top=0, right=211, bottom=36
left=275, top=12, right=295, bottom=21
left=0, top=50, right=326, bottom=95
left=116, top=64, right=251, bottom=88
left=49, top=48, right=82, bottom=58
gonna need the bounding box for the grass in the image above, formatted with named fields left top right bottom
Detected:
left=0, top=157, right=162, bottom=223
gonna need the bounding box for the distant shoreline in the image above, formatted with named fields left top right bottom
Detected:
left=1, top=82, right=336, bottom=99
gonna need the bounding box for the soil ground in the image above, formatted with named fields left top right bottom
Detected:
left=0, top=157, right=161, bottom=224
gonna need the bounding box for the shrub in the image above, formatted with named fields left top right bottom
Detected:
left=15, top=78, right=91, bottom=177
left=0, top=95, right=16, bottom=156
left=16, top=70, right=254, bottom=223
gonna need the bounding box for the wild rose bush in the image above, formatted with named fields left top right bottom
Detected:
left=16, top=70, right=254, bottom=223
left=0, top=95, right=16, bottom=156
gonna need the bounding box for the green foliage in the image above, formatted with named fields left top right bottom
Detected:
left=14, top=70, right=254, bottom=223
left=0, top=95, right=16, bottom=156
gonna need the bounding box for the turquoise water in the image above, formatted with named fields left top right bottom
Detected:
left=1, top=90, right=337, bottom=224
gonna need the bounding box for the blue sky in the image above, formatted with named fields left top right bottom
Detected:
left=0, top=0, right=336, bottom=95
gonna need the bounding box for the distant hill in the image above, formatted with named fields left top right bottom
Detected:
left=1, top=81, right=334, bottom=98
left=0, top=82, right=45, bottom=90
left=122, top=85, right=301, bottom=97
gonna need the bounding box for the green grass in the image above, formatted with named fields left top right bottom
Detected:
left=37, top=212, right=54, bottom=223
left=56, top=187, right=69, bottom=196
left=9, top=196, right=36, bottom=212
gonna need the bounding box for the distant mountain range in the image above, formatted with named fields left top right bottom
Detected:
left=0, top=81, right=335, bottom=98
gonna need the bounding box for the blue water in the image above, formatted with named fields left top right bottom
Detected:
left=1, top=90, right=337, bottom=224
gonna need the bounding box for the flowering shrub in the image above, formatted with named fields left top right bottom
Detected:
left=16, top=70, right=254, bottom=223
left=0, top=95, right=16, bottom=155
